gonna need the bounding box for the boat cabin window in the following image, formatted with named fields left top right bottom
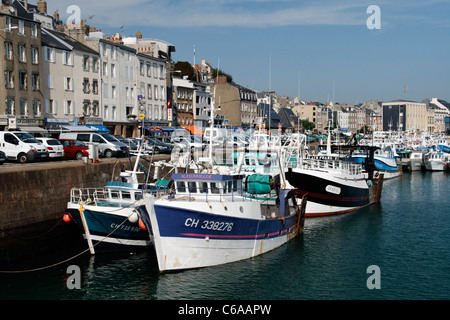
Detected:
left=210, top=182, right=220, bottom=194
left=135, top=192, right=142, bottom=200
left=200, top=182, right=208, bottom=193
left=188, top=181, right=197, bottom=193
left=110, top=191, right=120, bottom=199
left=177, top=181, right=186, bottom=192
left=122, top=191, right=131, bottom=200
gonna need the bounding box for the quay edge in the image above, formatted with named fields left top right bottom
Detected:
left=0, top=155, right=169, bottom=265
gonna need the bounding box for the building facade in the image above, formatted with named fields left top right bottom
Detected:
left=382, top=100, right=427, bottom=132
left=0, top=10, right=43, bottom=132
left=41, top=28, right=101, bottom=132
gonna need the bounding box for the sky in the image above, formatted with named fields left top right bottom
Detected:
left=47, top=0, right=450, bottom=104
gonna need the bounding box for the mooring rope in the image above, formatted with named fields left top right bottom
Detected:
left=0, top=211, right=136, bottom=274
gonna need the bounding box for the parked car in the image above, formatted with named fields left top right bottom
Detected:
left=36, top=137, right=65, bottom=159
left=0, top=150, right=6, bottom=165
left=175, top=135, right=205, bottom=151
left=114, top=135, right=138, bottom=151
left=58, top=139, right=89, bottom=160
left=59, top=132, right=128, bottom=158
left=147, top=138, right=173, bottom=154
left=0, top=131, right=49, bottom=163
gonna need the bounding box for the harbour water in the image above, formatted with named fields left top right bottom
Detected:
left=1, top=171, right=449, bottom=300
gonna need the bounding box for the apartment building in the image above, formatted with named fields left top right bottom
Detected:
left=41, top=29, right=101, bottom=131
left=212, top=77, right=257, bottom=128
left=382, top=100, right=427, bottom=132
left=136, top=52, right=168, bottom=129
left=0, top=10, right=43, bottom=132
left=173, top=77, right=194, bottom=127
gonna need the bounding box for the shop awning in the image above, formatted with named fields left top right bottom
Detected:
left=17, top=126, right=48, bottom=133
left=85, top=125, right=110, bottom=133
left=181, top=125, right=204, bottom=135
left=58, top=125, right=95, bottom=132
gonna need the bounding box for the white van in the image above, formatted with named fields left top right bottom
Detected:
left=59, top=132, right=128, bottom=158
left=0, top=131, right=49, bottom=163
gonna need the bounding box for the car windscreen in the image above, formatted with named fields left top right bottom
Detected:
left=15, top=132, right=39, bottom=144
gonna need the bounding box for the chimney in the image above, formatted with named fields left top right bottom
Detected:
left=37, top=0, right=47, bottom=14
left=23, top=0, right=28, bottom=10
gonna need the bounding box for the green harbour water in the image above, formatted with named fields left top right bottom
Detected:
left=1, top=171, right=449, bottom=300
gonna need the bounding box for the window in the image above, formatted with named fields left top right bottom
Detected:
left=45, top=99, right=56, bottom=114
left=5, top=17, right=11, bottom=31
left=64, top=77, right=73, bottom=91
left=64, top=100, right=74, bottom=115
left=63, top=51, right=73, bottom=65
left=32, top=74, right=39, bottom=91
left=83, top=78, right=90, bottom=93
left=83, top=55, right=90, bottom=71
left=92, top=57, right=99, bottom=72
left=18, top=20, right=24, bottom=35
left=45, top=47, right=55, bottom=62
left=140, top=60, right=144, bottom=76
left=33, top=100, right=41, bottom=116
left=18, top=44, right=26, bottom=62
left=188, top=182, right=197, bottom=193
left=147, top=63, right=151, bottom=77
left=6, top=99, right=14, bottom=115
left=111, top=85, right=116, bottom=99
left=104, top=105, right=109, bottom=119
left=177, top=181, right=186, bottom=192
left=5, top=71, right=13, bottom=88
left=159, top=65, right=164, bottom=79
left=83, top=101, right=90, bottom=116
left=19, top=72, right=27, bottom=90
left=92, top=79, right=98, bottom=94
left=31, top=47, right=39, bottom=64
left=161, top=86, right=165, bottom=100
left=102, top=62, right=107, bottom=76
left=31, top=23, right=38, bottom=38
left=20, top=100, right=28, bottom=116
left=147, top=84, right=152, bottom=99
left=92, top=101, right=99, bottom=116
left=5, top=42, right=12, bottom=60
left=154, top=85, right=158, bottom=100
left=111, top=64, right=116, bottom=77
left=153, top=63, right=157, bottom=78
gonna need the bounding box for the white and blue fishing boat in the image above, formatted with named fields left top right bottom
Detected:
left=351, top=146, right=401, bottom=179
left=137, top=172, right=307, bottom=272
left=64, top=150, right=169, bottom=253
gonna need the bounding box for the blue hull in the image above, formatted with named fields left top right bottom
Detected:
left=67, top=208, right=151, bottom=253
left=147, top=205, right=298, bottom=240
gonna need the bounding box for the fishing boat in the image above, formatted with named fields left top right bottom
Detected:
left=64, top=150, right=168, bottom=253
left=351, top=146, right=401, bottom=179
left=423, top=150, right=450, bottom=171
left=285, top=146, right=383, bottom=217
left=400, top=150, right=426, bottom=172
left=137, top=172, right=307, bottom=272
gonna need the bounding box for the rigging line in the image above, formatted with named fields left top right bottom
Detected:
left=0, top=218, right=63, bottom=242
left=0, top=212, right=135, bottom=274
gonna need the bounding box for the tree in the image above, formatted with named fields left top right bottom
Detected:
left=173, top=61, right=197, bottom=81
left=210, top=67, right=233, bottom=83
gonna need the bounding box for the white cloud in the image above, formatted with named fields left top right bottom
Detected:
left=49, top=0, right=371, bottom=28
left=48, top=0, right=449, bottom=29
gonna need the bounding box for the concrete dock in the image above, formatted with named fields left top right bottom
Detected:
left=0, top=155, right=170, bottom=265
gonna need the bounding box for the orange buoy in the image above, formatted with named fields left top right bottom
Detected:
left=63, top=213, right=73, bottom=223
left=138, top=218, right=147, bottom=231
